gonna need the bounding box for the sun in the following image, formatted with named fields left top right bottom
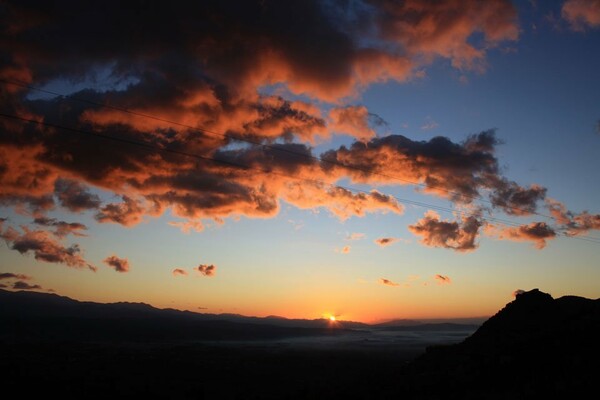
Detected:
left=329, top=315, right=336, bottom=322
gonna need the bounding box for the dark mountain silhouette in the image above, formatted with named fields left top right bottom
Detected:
left=0, top=289, right=362, bottom=342
left=399, top=288, right=600, bottom=399
left=0, top=289, right=474, bottom=337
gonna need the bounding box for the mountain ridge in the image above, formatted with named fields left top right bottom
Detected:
left=399, top=288, right=600, bottom=398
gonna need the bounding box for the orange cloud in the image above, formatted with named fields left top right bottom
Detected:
left=347, top=232, right=365, bottom=241
left=409, top=211, right=482, bottom=252
left=336, top=245, right=351, bottom=254
left=2, top=0, right=592, bottom=259
left=374, top=237, right=398, bottom=247
left=488, top=222, right=556, bottom=249
left=283, top=183, right=404, bottom=221
left=375, top=0, right=518, bottom=71
left=380, top=278, right=400, bottom=287
left=328, top=106, right=377, bottom=142
left=196, top=264, right=216, bottom=277
left=545, top=199, right=600, bottom=236
left=103, top=255, right=130, bottom=273
left=172, top=268, right=188, bottom=277
left=434, top=274, right=452, bottom=285
left=168, top=220, right=205, bottom=234
left=562, top=0, right=600, bottom=30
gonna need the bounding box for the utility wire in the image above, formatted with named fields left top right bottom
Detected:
left=0, top=78, right=562, bottom=222
left=1, top=111, right=598, bottom=244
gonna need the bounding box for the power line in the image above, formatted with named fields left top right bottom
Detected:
left=0, top=78, right=561, bottom=222
left=1, top=111, right=598, bottom=245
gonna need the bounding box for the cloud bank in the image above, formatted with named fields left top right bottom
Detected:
left=0, top=0, right=596, bottom=267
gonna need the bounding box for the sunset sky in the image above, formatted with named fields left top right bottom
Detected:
left=1, top=0, right=599, bottom=323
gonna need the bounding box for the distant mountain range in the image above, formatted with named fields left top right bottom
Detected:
left=0, top=289, right=478, bottom=342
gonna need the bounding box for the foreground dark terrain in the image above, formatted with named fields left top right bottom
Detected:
left=1, top=289, right=598, bottom=399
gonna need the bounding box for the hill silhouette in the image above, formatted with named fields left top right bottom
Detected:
left=0, top=289, right=363, bottom=342
left=399, top=288, right=600, bottom=399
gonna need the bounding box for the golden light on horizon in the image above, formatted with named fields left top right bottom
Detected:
left=329, top=315, right=336, bottom=322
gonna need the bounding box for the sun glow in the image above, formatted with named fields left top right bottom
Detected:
left=329, top=315, right=336, bottom=322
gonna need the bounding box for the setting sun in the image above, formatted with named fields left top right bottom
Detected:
left=329, top=315, right=336, bottom=322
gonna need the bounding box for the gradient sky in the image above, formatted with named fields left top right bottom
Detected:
left=1, top=0, right=599, bottom=323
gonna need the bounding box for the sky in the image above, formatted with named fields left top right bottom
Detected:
left=1, top=0, right=599, bottom=323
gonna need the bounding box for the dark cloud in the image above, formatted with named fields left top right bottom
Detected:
left=408, top=211, right=482, bottom=252
left=12, top=280, right=42, bottom=290
left=374, top=237, right=398, bottom=247
left=172, top=268, right=188, bottom=276
left=380, top=278, right=399, bottom=287
left=0, top=272, right=32, bottom=280
left=0, top=224, right=95, bottom=270
left=0, top=0, right=518, bottom=100
left=321, top=130, right=519, bottom=204
left=0, top=283, right=6, bottom=288
left=33, top=217, right=87, bottom=237
left=513, top=289, right=525, bottom=297
left=489, top=182, right=546, bottom=216
left=434, top=274, right=452, bottom=285
left=103, top=255, right=130, bottom=273
left=54, top=179, right=101, bottom=212
left=0, top=194, right=55, bottom=217
left=195, top=264, right=216, bottom=277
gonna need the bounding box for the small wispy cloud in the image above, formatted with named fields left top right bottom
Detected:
left=0, top=272, right=32, bottom=280
left=374, top=237, right=398, bottom=247
left=172, top=268, right=188, bottom=276
left=346, top=232, right=365, bottom=241
left=103, top=255, right=130, bottom=273
left=288, top=219, right=305, bottom=231
left=420, top=117, right=439, bottom=131
left=434, top=274, right=452, bottom=285
left=380, top=278, right=400, bottom=287
left=196, top=264, right=216, bottom=277
left=168, top=220, right=204, bottom=234
left=335, top=245, right=351, bottom=254
left=13, top=280, right=42, bottom=290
